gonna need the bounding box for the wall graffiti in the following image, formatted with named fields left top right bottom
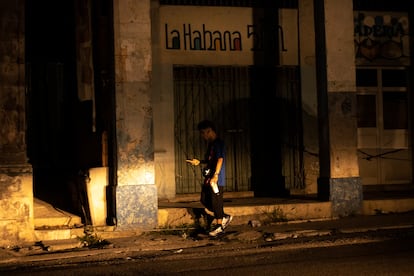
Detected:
left=354, top=12, right=410, bottom=64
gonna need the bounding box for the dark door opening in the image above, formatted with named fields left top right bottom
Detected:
left=25, top=0, right=117, bottom=225
left=26, top=0, right=83, bottom=217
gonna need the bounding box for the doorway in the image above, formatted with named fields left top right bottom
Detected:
left=356, top=67, right=412, bottom=190
left=25, top=0, right=116, bottom=224
left=174, top=65, right=304, bottom=194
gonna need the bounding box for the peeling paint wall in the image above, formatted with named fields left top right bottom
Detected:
left=0, top=2, right=26, bottom=161
left=0, top=1, right=34, bottom=246
left=113, top=0, right=157, bottom=228
left=324, top=0, right=359, bottom=178
left=0, top=169, right=34, bottom=246
left=114, top=0, right=154, bottom=186
left=323, top=0, right=362, bottom=212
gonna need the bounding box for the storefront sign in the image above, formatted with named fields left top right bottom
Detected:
left=159, top=6, right=298, bottom=65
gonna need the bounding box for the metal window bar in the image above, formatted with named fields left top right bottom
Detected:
left=174, top=66, right=304, bottom=194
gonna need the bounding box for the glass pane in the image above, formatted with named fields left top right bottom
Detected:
left=383, top=92, right=407, bottom=129
left=357, top=94, right=376, bottom=127
left=356, top=69, right=377, bottom=87
left=382, top=69, right=407, bottom=87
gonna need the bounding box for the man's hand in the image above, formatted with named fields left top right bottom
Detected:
left=186, top=158, right=200, bottom=166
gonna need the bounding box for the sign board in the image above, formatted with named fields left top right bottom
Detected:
left=159, top=6, right=298, bottom=65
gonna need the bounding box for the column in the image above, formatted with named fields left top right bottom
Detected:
left=314, top=0, right=362, bottom=216
left=113, top=0, right=157, bottom=229
left=0, top=1, right=34, bottom=246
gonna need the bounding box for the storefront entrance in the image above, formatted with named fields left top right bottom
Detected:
left=357, top=67, right=412, bottom=190
left=173, top=66, right=304, bottom=194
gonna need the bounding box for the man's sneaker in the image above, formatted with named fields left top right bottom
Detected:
left=222, top=215, right=233, bottom=229
left=209, top=225, right=224, bottom=237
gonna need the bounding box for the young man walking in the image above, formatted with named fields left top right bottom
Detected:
left=187, top=120, right=233, bottom=236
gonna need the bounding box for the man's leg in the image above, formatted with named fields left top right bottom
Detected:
left=208, top=186, right=228, bottom=237
left=211, top=186, right=224, bottom=224
left=200, top=184, right=215, bottom=230
left=200, top=184, right=213, bottom=212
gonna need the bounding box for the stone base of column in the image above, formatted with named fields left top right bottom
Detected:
left=0, top=165, right=34, bottom=246
left=318, top=176, right=363, bottom=217
left=116, top=184, right=158, bottom=229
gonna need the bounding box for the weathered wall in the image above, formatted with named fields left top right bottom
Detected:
left=0, top=169, right=34, bottom=246
left=0, top=1, right=35, bottom=245
left=324, top=0, right=359, bottom=178
left=113, top=0, right=157, bottom=228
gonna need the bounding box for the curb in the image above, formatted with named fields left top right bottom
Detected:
left=3, top=222, right=413, bottom=264
left=2, top=213, right=413, bottom=267
left=272, top=223, right=414, bottom=241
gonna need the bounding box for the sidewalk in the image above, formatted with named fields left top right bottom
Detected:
left=1, top=211, right=414, bottom=267
left=3, top=191, right=414, bottom=267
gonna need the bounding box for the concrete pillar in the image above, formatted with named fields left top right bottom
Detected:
left=314, top=0, right=362, bottom=216
left=112, top=0, right=157, bottom=229
left=0, top=1, right=35, bottom=245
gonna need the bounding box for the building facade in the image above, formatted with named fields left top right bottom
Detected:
left=0, top=0, right=411, bottom=245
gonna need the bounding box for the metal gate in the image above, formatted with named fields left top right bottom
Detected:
left=174, top=66, right=304, bottom=194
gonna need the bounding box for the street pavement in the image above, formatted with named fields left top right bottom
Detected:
left=0, top=211, right=413, bottom=267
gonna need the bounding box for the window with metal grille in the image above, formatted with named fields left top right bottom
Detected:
left=174, top=65, right=304, bottom=194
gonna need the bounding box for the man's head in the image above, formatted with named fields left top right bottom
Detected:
left=197, top=120, right=216, bottom=132
left=197, top=120, right=217, bottom=141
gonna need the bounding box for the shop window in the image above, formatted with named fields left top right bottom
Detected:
left=383, top=92, right=407, bottom=129
left=357, top=94, right=377, bottom=127
left=382, top=69, right=408, bottom=87
left=356, top=68, right=377, bottom=87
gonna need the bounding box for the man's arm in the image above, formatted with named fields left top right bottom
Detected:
left=186, top=158, right=201, bottom=166
left=211, top=157, right=223, bottom=182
